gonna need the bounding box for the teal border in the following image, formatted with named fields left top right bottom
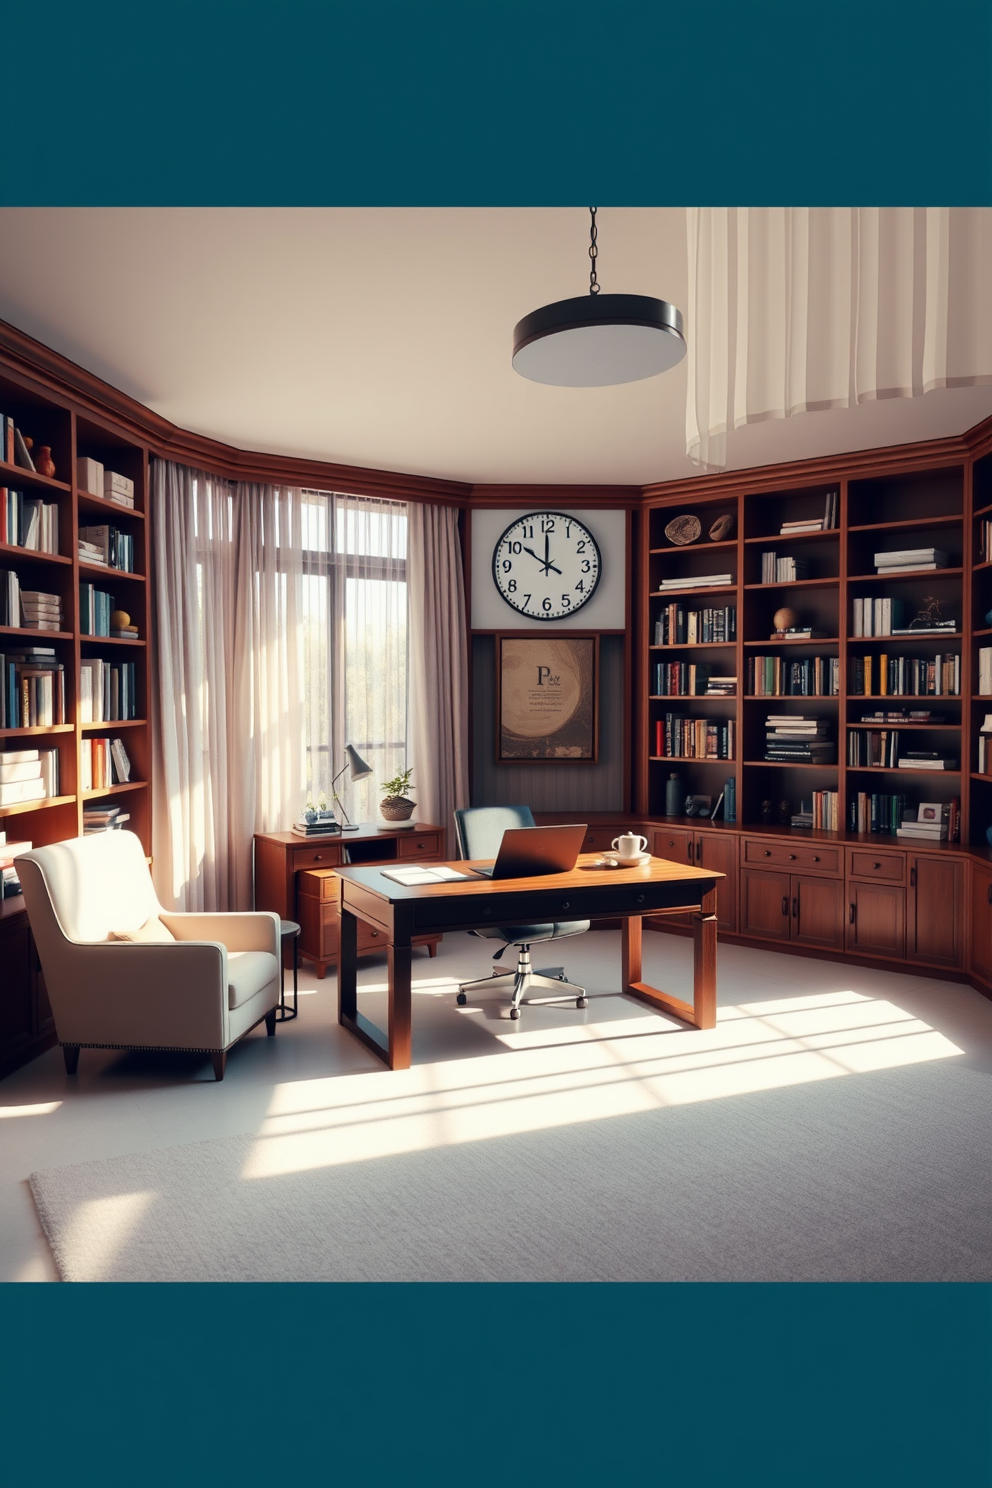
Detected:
left=1, top=4, right=991, bottom=1483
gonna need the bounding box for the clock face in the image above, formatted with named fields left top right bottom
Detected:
left=492, top=511, right=602, bottom=621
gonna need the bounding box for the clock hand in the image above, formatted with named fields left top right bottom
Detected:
left=542, top=533, right=562, bottom=576
left=521, top=543, right=562, bottom=577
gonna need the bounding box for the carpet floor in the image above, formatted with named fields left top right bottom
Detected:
left=29, top=1058, right=992, bottom=1282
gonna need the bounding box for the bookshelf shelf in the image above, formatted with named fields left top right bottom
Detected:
left=649, top=642, right=736, bottom=651
left=744, top=637, right=840, bottom=647
left=844, top=721, right=961, bottom=730
left=0, top=626, right=73, bottom=640
left=0, top=542, right=72, bottom=567
left=0, top=793, right=75, bottom=818
left=744, top=530, right=839, bottom=546
left=80, top=718, right=146, bottom=730
left=649, top=756, right=734, bottom=764
left=650, top=694, right=737, bottom=701
left=651, top=538, right=738, bottom=553
left=847, top=765, right=961, bottom=776
left=77, top=491, right=145, bottom=521
left=848, top=515, right=962, bottom=532
left=81, top=781, right=147, bottom=799
left=848, top=567, right=963, bottom=582
left=651, top=585, right=737, bottom=598
left=78, top=560, right=146, bottom=582
left=0, top=724, right=75, bottom=738
left=79, top=635, right=145, bottom=647
left=0, top=460, right=70, bottom=494
left=745, top=760, right=838, bottom=770
left=744, top=578, right=839, bottom=590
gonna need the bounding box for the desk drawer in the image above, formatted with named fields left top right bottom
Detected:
left=293, top=844, right=344, bottom=870
left=409, top=880, right=711, bottom=933
left=397, top=833, right=441, bottom=858
left=583, top=827, right=622, bottom=853
left=848, top=850, right=904, bottom=883
left=298, top=866, right=341, bottom=902
left=742, top=839, right=840, bottom=875
left=299, top=899, right=340, bottom=960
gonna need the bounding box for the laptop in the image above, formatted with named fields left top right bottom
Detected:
left=469, top=823, right=588, bottom=879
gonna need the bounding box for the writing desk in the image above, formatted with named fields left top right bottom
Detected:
left=335, top=853, right=723, bottom=1070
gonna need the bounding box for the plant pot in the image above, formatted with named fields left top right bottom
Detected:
left=380, top=797, right=415, bottom=822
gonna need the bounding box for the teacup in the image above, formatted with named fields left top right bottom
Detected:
left=612, top=833, right=648, bottom=861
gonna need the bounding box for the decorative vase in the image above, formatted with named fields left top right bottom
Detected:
left=665, top=772, right=682, bottom=816
left=760, top=799, right=774, bottom=825
left=380, top=798, right=415, bottom=822
left=35, top=445, right=56, bottom=478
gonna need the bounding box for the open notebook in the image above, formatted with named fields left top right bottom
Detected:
left=379, top=864, right=472, bottom=886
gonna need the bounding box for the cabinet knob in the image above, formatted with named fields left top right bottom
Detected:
left=764, top=849, right=771, bottom=857
left=872, top=862, right=881, bottom=870
left=813, top=856, right=820, bottom=863
left=561, top=901, right=571, bottom=911
left=483, top=907, right=492, bottom=917
left=416, top=842, right=425, bottom=850
left=636, top=894, right=645, bottom=905
left=789, top=854, right=796, bottom=861
left=314, top=855, right=322, bottom=861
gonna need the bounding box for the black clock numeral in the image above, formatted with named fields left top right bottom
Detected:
left=565, top=526, right=571, bottom=538
left=581, top=560, right=591, bottom=572
left=523, top=594, right=532, bottom=606
left=541, top=518, right=555, bottom=534
left=576, top=540, right=586, bottom=553
left=561, top=594, right=571, bottom=608
left=508, top=541, right=522, bottom=554
left=502, top=560, right=512, bottom=572
left=576, top=579, right=584, bottom=592
left=507, top=579, right=517, bottom=592
left=522, top=524, right=533, bottom=538
left=542, top=597, right=552, bottom=611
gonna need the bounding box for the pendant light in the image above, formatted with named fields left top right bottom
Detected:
left=512, top=208, right=686, bottom=387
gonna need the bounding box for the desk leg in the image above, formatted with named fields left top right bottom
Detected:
left=338, top=908, right=358, bottom=1026
left=387, top=940, right=413, bottom=1071
left=623, top=906, right=718, bottom=1031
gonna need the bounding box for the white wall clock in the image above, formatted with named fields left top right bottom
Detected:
left=491, top=511, right=602, bottom=621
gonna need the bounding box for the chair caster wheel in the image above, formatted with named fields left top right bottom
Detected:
left=509, top=1006, right=521, bottom=1020
left=576, top=996, right=588, bottom=1009
left=456, top=991, right=467, bottom=1006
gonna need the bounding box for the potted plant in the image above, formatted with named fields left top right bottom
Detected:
left=379, top=767, right=416, bottom=822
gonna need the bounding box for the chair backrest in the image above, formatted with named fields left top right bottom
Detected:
left=454, top=805, right=536, bottom=861
left=18, top=830, right=161, bottom=944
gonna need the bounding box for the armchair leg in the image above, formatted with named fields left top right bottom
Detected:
left=211, top=1051, right=227, bottom=1081
left=62, top=1045, right=80, bottom=1075
left=265, top=1008, right=277, bottom=1037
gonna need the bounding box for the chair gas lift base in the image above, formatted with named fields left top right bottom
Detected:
left=277, top=920, right=301, bottom=1021
left=457, top=945, right=588, bottom=1020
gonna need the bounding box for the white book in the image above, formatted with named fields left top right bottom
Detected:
left=103, top=471, right=134, bottom=498
left=875, top=561, right=943, bottom=573
left=0, top=777, right=46, bottom=805
left=658, top=574, right=733, bottom=588
left=76, top=457, right=104, bottom=496
left=0, top=759, right=42, bottom=783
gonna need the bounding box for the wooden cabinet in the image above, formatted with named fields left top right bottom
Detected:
left=651, top=826, right=736, bottom=933
left=0, top=903, right=56, bottom=1080
left=254, top=823, right=445, bottom=979
left=969, top=861, right=992, bottom=985
left=847, top=880, right=906, bottom=959
left=741, top=868, right=844, bottom=951
left=908, top=854, right=964, bottom=969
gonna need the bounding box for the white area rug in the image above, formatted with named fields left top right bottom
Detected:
left=29, top=1058, right=992, bottom=1282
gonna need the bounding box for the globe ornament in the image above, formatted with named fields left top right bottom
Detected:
left=772, top=607, right=797, bottom=636
left=110, top=610, right=131, bottom=629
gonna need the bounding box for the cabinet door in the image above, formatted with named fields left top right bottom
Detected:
left=696, top=830, right=738, bottom=935
left=792, top=874, right=845, bottom=951
left=0, top=914, right=35, bottom=1068
left=847, top=880, right=906, bottom=959
left=969, top=864, right=992, bottom=985
left=740, top=869, right=791, bottom=942
left=650, top=827, right=694, bottom=867
left=909, top=855, right=964, bottom=969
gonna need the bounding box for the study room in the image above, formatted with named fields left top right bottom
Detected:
left=1, top=207, right=991, bottom=1284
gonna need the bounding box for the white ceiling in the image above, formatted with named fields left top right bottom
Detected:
left=0, top=208, right=989, bottom=487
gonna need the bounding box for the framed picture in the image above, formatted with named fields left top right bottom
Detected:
left=496, top=632, right=599, bottom=763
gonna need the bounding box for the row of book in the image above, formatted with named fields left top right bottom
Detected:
left=765, top=715, right=834, bottom=763
left=849, top=654, right=961, bottom=697
left=652, top=662, right=736, bottom=696
left=978, top=647, right=992, bottom=697
left=747, top=655, right=840, bottom=696
left=0, top=413, right=40, bottom=472
left=979, top=520, right=992, bottom=563
left=760, top=552, right=809, bottom=583
left=791, top=792, right=840, bottom=830
left=895, top=801, right=959, bottom=842
left=80, top=736, right=132, bottom=791
left=80, top=658, right=139, bottom=722
left=1, top=489, right=60, bottom=554
left=655, top=715, right=735, bottom=760
left=78, top=524, right=135, bottom=572
left=0, top=571, right=64, bottom=631
left=80, top=584, right=136, bottom=638
left=852, top=596, right=957, bottom=638
left=2, top=646, right=66, bottom=728
left=779, top=489, right=838, bottom=533
left=77, top=458, right=136, bottom=508
left=0, top=747, right=60, bottom=806
left=654, top=605, right=737, bottom=646
left=873, top=546, right=947, bottom=574
left=847, top=730, right=958, bottom=771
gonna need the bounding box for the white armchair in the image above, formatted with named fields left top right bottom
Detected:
left=18, top=831, right=281, bottom=1081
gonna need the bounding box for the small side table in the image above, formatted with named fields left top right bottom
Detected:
left=277, top=920, right=301, bottom=1022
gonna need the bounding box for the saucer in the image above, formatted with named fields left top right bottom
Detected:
left=600, top=850, right=651, bottom=868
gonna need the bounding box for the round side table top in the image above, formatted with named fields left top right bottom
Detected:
left=280, top=919, right=301, bottom=940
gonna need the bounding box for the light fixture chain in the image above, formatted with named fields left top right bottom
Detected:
left=588, top=207, right=600, bottom=295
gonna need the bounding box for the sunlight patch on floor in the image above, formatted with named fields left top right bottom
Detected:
left=244, top=990, right=963, bottom=1179
left=59, top=1190, right=157, bottom=1281
left=0, top=1102, right=62, bottom=1119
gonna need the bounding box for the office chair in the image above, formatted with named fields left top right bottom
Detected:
left=453, top=805, right=590, bottom=1019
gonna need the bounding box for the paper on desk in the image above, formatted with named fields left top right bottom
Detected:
left=380, top=865, right=471, bottom=885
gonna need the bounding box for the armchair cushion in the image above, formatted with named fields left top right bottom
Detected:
left=110, top=915, right=176, bottom=944
left=227, top=951, right=280, bottom=1009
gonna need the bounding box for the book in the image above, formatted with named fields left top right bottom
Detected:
left=13, top=428, right=35, bottom=471
left=874, top=548, right=947, bottom=566
left=0, top=759, right=42, bottom=783
left=0, top=777, right=46, bottom=805
left=657, top=574, right=733, bottom=589
left=103, top=470, right=135, bottom=499
left=76, top=457, right=104, bottom=496
left=380, top=864, right=470, bottom=885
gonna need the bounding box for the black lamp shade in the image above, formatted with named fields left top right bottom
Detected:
left=512, top=293, right=686, bottom=387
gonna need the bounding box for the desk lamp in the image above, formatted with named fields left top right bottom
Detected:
left=330, top=744, right=373, bottom=830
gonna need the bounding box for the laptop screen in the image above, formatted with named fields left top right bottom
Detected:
left=473, top=823, right=588, bottom=879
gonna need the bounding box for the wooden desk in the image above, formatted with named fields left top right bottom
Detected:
left=336, top=852, right=723, bottom=1070
left=253, top=823, right=445, bottom=977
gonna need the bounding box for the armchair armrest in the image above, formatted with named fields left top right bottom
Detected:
left=48, top=940, right=230, bottom=1050
left=160, top=910, right=280, bottom=956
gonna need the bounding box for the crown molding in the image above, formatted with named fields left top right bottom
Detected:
left=468, top=484, right=641, bottom=508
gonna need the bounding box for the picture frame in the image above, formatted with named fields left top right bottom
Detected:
left=496, top=632, right=599, bottom=763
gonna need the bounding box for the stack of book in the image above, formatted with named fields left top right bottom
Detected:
left=705, top=675, right=737, bottom=696
left=874, top=547, right=947, bottom=574
left=80, top=737, right=131, bottom=791
left=656, top=715, right=735, bottom=760
left=748, top=655, right=839, bottom=696
left=292, top=810, right=340, bottom=838
left=657, top=573, right=733, bottom=592
left=78, top=525, right=135, bottom=572
left=896, top=750, right=958, bottom=772
left=895, top=803, right=956, bottom=842
left=764, top=716, right=835, bottom=763
left=77, top=459, right=135, bottom=507
left=779, top=492, right=837, bottom=534
left=1, top=491, right=60, bottom=553
left=654, top=604, right=736, bottom=645
left=19, top=589, right=64, bottom=632
left=1, top=646, right=66, bottom=727
left=79, top=658, right=138, bottom=722
left=761, top=552, right=809, bottom=583
left=103, top=470, right=135, bottom=508
left=0, top=833, right=32, bottom=898
left=83, top=804, right=131, bottom=834
left=0, top=747, right=59, bottom=806
left=850, top=653, right=960, bottom=697
left=112, top=620, right=139, bottom=640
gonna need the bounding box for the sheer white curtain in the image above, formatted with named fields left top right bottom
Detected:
left=152, top=461, right=306, bottom=910
left=686, top=207, right=992, bottom=469
left=407, top=501, right=469, bottom=853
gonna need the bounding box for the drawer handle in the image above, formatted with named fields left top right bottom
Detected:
left=314, top=854, right=323, bottom=861
left=687, top=843, right=693, bottom=862
left=636, top=894, right=645, bottom=905
left=789, top=854, right=796, bottom=861
left=416, top=842, right=425, bottom=850
left=764, top=849, right=771, bottom=857
left=813, top=856, right=820, bottom=863
left=561, top=900, right=571, bottom=911
left=910, top=867, right=916, bottom=887
left=872, top=862, right=881, bottom=870
left=850, top=903, right=856, bottom=924
left=791, top=896, right=798, bottom=919
left=781, top=896, right=788, bottom=916
left=370, top=930, right=378, bottom=938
